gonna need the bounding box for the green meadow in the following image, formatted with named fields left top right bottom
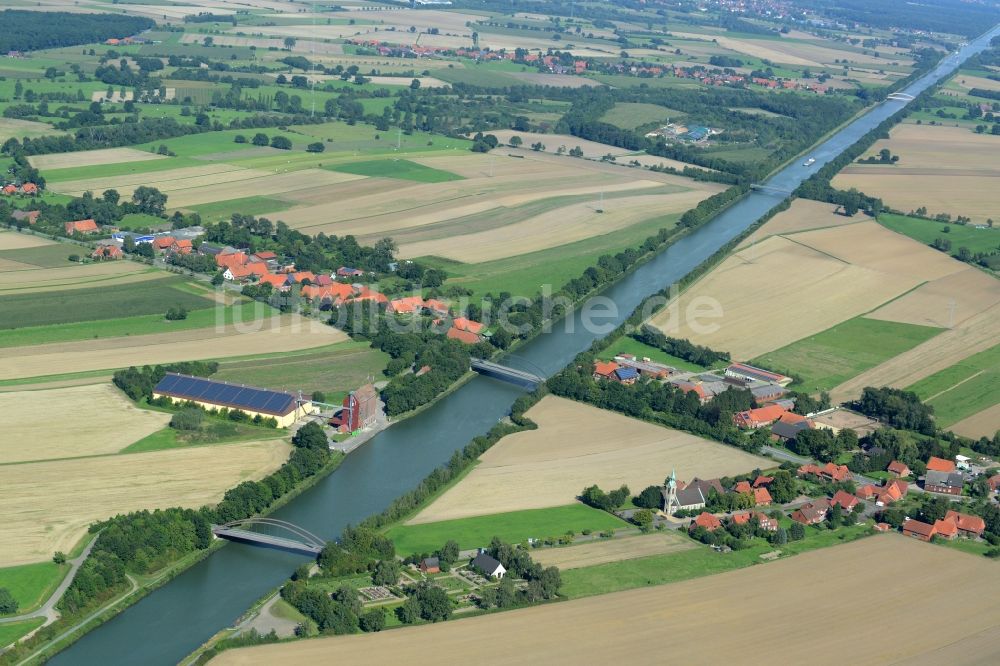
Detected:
left=909, top=343, right=1000, bottom=427
left=384, top=504, right=627, bottom=555
left=753, top=316, right=942, bottom=393
left=0, top=561, right=66, bottom=616
left=878, top=213, right=1000, bottom=256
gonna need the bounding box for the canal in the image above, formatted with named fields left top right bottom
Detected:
left=53, top=24, right=1000, bottom=665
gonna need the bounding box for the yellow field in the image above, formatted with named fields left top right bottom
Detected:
left=488, top=131, right=634, bottom=158
left=408, top=396, right=768, bottom=524
left=0, top=232, right=57, bottom=251
left=950, top=403, right=1000, bottom=439
left=737, top=199, right=862, bottom=248
left=216, top=536, right=1000, bottom=666
left=0, top=439, right=291, bottom=567
left=531, top=533, right=695, bottom=570
left=953, top=73, right=1000, bottom=93
left=865, top=268, right=1000, bottom=329
left=833, top=125, right=1000, bottom=222
left=0, top=384, right=170, bottom=464
left=28, top=147, right=166, bottom=171
left=0, top=314, right=347, bottom=380
left=396, top=190, right=714, bottom=263
left=0, top=118, right=54, bottom=142
left=648, top=225, right=930, bottom=359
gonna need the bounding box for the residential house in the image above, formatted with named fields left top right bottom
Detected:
left=347, top=287, right=388, bottom=305
left=65, top=219, right=99, bottom=235
left=902, top=519, right=936, bottom=542
left=446, top=326, right=482, bottom=345
left=733, top=404, right=787, bottom=429
left=288, top=270, right=317, bottom=285
left=753, top=475, right=774, bottom=488
left=11, top=210, right=39, bottom=225
left=733, top=480, right=753, bottom=495
left=471, top=553, right=506, bottom=579
left=169, top=239, right=193, bottom=255
left=753, top=487, right=773, bottom=506
left=424, top=298, right=449, bottom=316
left=932, top=518, right=959, bottom=540
left=253, top=251, right=277, bottom=263
left=258, top=273, right=289, bottom=291
left=21, top=182, right=37, bottom=195
left=887, top=460, right=911, bottom=477
left=924, top=470, right=964, bottom=496
left=1, top=184, right=16, bottom=195
left=771, top=414, right=813, bottom=443
left=926, top=456, right=956, bottom=473
left=730, top=511, right=778, bottom=531
left=91, top=244, right=123, bottom=260
left=797, top=462, right=852, bottom=483
left=215, top=250, right=248, bottom=270
left=388, top=296, right=425, bottom=314
left=942, top=511, right=986, bottom=539
left=593, top=361, right=620, bottom=381
left=336, top=266, right=364, bottom=278
left=690, top=512, right=722, bottom=532
left=791, top=498, right=830, bottom=525
left=611, top=366, right=639, bottom=385
left=856, top=484, right=878, bottom=501
left=152, top=236, right=175, bottom=252
left=452, top=317, right=485, bottom=335
left=670, top=380, right=711, bottom=404
left=419, top=557, right=440, bottom=574
left=830, top=490, right=859, bottom=512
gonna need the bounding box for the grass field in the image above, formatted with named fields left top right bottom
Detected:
left=878, top=213, right=1000, bottom=256
left=121, top=420, right=286, bottom=454
left=188, top=196, right=292, bottom=220
left=0, top=618, right=44, bottom=649
left=325, top=159, right=464, bottom=183
left=28, top=147, right=167, bottom=171
left=604, top=335, right=708, bottom=373
left=908, top=343, right=1000, bottom=428
left=216, top=536, right=1000, bottom=666
left=0, top=244, right=75, bottom=269
left=0, top=383, right=170, bottom=463
left=0, top=278, right=213, bottom=330
left=0, top=561, right=66, bottom=616
left=1, top=439, right=292, bottom=566
left=752, top=317, right=942, bottom=393
left=410, top=396, right=768, bottom=524
left=213, top=341, right=390, bottom=403
left=598, top=102, right=673, bottom=129
left=385, top=504, right=627, bottom=555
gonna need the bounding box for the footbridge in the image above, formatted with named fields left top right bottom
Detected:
left=751, top=183, right=794, bottom=196
left=471, top=358, right=545, bottom=388
left=212, top=518, right=326, bottom=556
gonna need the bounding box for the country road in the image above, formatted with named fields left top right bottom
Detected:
left=0, top=537, right=98, bottom=628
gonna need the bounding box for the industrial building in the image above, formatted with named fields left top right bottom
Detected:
left=152, top=373, right=314, bottom=427
left=331, top=383, right=379, bottom=434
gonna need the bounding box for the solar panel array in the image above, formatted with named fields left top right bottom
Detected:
left=154, top=373, right=297, bottom=416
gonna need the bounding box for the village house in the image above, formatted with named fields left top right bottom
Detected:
left=940, top=511, right=986, bottom=539
left=797, top=462, right=852, bottom=484
left=770, top=412, right=813, bottom=442
left=11, top=209, right=39, bottom=225
left=614, top=354, right=674, bottom=379
left=670, top=380, right=712, bottom=404
left=924, top=470, right=964, bottom=496
left=730, top=511, right=779, bottom=531
left=753, top=475, right=774, bottom=488
left=91, top=244, right=123, bottom=260
left=933, top=518, right=959, bottom=540
left=471, top=553, right=506, bottom=579
left=452, top=317, right=485, bottom=335
left=446, top=326, right=482, bottom=345
left=733, top=404, right=787, bottom=429
left=152, top=236, right=175, bottom=252
left=21, top=182, right=38, bottom=195
left=592, top=361, right=638, bottom=385
left=829, top=489, right=859, bottom=512
left=791, top=498, right=831, bottom=525
left=169, top=239, right=193, bottom=255
left=887, top=460, right=911, bottom=477
left=419, top=557, right=440, bottom=574
left=336, top=266, right=364, bottom=278
left=926, top=456, right=956, bottom=473
left=691, top=512, right=722, bottom=532
left=902, top=519, right=937, bottom=542
left=65, top=219, right=99, bottom=235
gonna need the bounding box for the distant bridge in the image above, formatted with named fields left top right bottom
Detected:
left=212, top=518, right=325, bottom=556
left=886, top=92, right=915, bottom=101
left=471, top=359, right=545, bottom=388
left=751, top=184, right=794, bottom=196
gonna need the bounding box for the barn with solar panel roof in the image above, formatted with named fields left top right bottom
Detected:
left=152, top=373, right=315, bottom=427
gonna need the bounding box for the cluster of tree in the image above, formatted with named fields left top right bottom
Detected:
left=631, top=326, right=730, bottom=366
left=708, top=55, right=744, bottom=68
left=395, top=582, right=452, bottom=624
left=281, top=581, right=379, bottom=634
left=580, top=484, right=630, bottom=512
left=0, top=10, right=153, bottom=52
left=785, top=427, right=859, bottom=461
left=165, top=306, right=188, bottom=321
left=690, top=513, right=791, bottom=550
left=548, top=361, right=761, bottom=452
left=853, top=386, right=935, bottom=435
left=858, top=148, right=899, bottom=164
left=0, top=588, right=17, bottom=615
left=845, top=427, right=963, bottom=477
left=475, top=538, right=562, bottom=610
left=798, top=0, right=999, bottom=38
left=112, top=361, right=219, bottom=402
left=402, top=540, right=460, bottom=571
left=317, top=523, right=395, bottom=576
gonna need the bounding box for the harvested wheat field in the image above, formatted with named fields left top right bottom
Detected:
left=396, top=190, right=712, bottom=263
left=47, top=163, right=246, bottom=192
left=954, top=74, right=1000, bottom=93
left=834, top=125, right=1000, bottom=223
left=0, top=263, right=164, bottom=294
left=216, top=536, right=1000, bottom=666
left=0, top=384, right=170, bottom=464
left=0, top=232, right=56, bottom=251
left=865, top=268, right=1000, bottom=329
left=28, top=147, right=166, bottom=171
left=531, top=533, right=695, bottom=570
left=831, top=303, right=1000, bottom=403
left=737, top=199, right=863, bottom=249
left=0, top=439, right=290, bottom=567
left=0, top=314, right=346, bottom=380
left=950, top=403, right=1000, bottom=439
left=408, top=396, right=768, bottom=524
left=0, top=118, right=53, bottom=142
left=669, top=32, right=820, bottom=67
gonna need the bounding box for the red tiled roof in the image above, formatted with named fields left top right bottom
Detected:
left=730, top=511, right=752, bottom=525
left=753, top=475, right=774, bottom=488
left=253, top=251, right=277, bottom=260
left=389, top=296, right=424, bottom=314
left=887, top=460, right=910, bottom=476
left=733, top=404, right=786, bottom=428
left=933, top=519, right=958, bottom=538
left=258, top=274, right=288, bottom=289
left=733, top=480, right=753, bottom=494
left=926, top=456, right=955, bottom=472
left=453, top=316, right=485, bottom=334
left=593, top=360, right=620, bottom=377
left=753, top=487, right=772, bottom=506
left=902, top=519, right=936, bottom=538
left=216, top=251, right=247, bottom=269
left=830, top=490, right=859, bottom=511
left=446, top=326, right=481, bottom=344
left=153, top=236, right=175, bottom=250
left=692, top=512, right=722, bottom=531
left=21, top=182, right=37, bottom=194
left=944, top=510, right=985, bottom=535
left=65, top=219, right=98, bottom=234
left=856, top=484, right=878, bottom=500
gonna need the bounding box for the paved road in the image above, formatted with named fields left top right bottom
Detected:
left=763, top=445, right=935, bottom=497
left=0, top=537, right=98, bottom=627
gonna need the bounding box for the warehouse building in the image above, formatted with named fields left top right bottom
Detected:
left=152, top=373, right=314, bottom=427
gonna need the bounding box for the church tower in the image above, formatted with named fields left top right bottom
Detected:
left=663, top=468, right=679, bottom=516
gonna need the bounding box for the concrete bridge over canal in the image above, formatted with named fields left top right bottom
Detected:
left=471, top=359, right=545, bottom=388
left=212, top=518, right=325, bottom=556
